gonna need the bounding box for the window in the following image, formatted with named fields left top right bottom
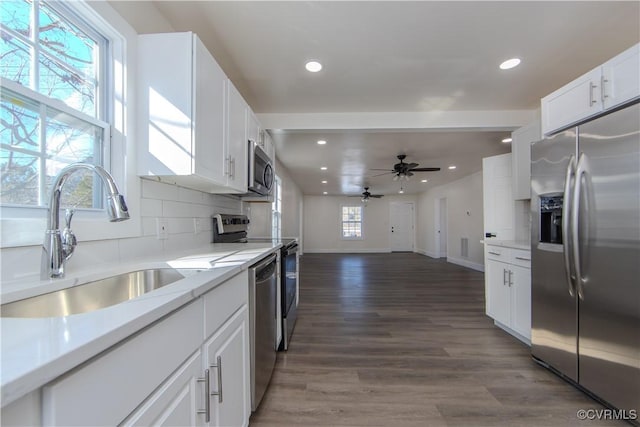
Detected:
left=1, top=0, right=110, bottom=209
left=341, top=205, right=363, bottom=239
left=272, top=175, right=282, bottom=238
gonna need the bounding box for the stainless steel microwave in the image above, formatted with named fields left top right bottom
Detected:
left=248, top=140, right=274, bottom=196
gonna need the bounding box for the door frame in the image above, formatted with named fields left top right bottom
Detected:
left=389, top=201, right=416, bottom=252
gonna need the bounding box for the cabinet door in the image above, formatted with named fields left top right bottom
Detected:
left=226, top=82, right=248, bottom=192
left=511, top=120, right=540, bottom=200
left=121, top=351, right=205, bottom=427
left=541, top=67, right=602, bottom=135
left=485, top=259, right=510, bottom=326
left=247, top=109, right=261, bottom=146
left=602, top=43, right=640, bottom=110
left=510, top=265, right=531, bottom=340
left=204, top=306, right=251, bottom=427
left=193, top=35, right=227, bottom=186
left=482, top=153, right=514, bottom=240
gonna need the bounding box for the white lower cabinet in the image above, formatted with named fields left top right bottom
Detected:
left=485, top=245, right=531, bottom=344
left=27, top=271, right=251, bottom=427
left=204, top=306, right=250, bottom=427
left=121, top=351, right=205, bottom=427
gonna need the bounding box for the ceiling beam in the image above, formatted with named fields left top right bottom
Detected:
left=258, top=110, right=538, bottom=132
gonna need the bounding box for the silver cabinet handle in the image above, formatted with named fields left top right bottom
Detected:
left=197, top=369, right=211, bottom=423
left=508, top=270, right=513, bottom=287
left=515, top=257, right=530, bottom=261
left=601, top=74, right=609, bottom=101
left=225, top=157, right=231, bottom=177
left=209, top=355, right=223, bottom=403
left=488, top=251, right=501, bottom=256
left=562, top=154, right=577, bottom=297
left=231, top=157, right=236, bottom=180
left=589, top=82, right=598, bottom=106
left=503, top=268, right=508, bottom=286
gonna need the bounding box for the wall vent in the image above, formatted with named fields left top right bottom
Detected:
left=461, top=238, right=469, bottom=258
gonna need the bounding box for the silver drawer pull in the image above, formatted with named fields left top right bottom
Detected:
left=488, top=251, right=501, bottom=256
left=515, top=257, right=531, bottom=261
left=210, top=355, right=223, bottom=403
left=197, top=369, right=211, bottom=422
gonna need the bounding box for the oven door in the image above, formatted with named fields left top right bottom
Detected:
left=248, top=140, right=274, bottom=196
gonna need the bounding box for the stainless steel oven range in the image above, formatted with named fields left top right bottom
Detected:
left=212, top=215, right=300, bottom=352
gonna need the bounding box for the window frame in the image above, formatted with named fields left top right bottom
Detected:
left=0, top=0, right=141, bottom=248
left=340, top=204, right=364, bottom=241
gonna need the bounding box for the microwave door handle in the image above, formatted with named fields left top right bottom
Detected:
left=248, top=140, right=255, bottom=185
left=562, top=155, right=576, bottom=297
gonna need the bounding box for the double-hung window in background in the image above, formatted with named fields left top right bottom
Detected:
left=0, top=0, right=110, bottom=210
left=341, top=205, right=363, bottom=239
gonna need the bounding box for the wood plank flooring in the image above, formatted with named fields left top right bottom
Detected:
left=249, top=253, right=620, bottom=426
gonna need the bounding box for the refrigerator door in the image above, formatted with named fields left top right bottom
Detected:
left=531, top=130, right=579, bottom=382
left=575, top=102, right=640, bottom=412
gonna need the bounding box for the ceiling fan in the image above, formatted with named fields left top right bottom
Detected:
left=349, top=187, right=384, bottom=204
left=371, top=154, right=441, bottom=180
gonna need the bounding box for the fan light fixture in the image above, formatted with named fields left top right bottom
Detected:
left=305, top=61, right=323, bottom=72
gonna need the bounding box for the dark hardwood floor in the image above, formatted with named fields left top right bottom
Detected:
left=249, top=253, right=619, bottom=426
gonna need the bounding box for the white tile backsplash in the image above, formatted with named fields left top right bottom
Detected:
left=0, top=180, right=242, bottom=285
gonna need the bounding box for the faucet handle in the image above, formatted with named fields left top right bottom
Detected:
left=65, top=208, right=75, bottom=229
left=62, top=208, right=77, bottom=261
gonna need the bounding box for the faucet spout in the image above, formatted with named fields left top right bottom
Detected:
left=42, top=163, right=130, bottom=279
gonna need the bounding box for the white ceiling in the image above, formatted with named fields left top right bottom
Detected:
left=111, top=1, right=640, bottom=196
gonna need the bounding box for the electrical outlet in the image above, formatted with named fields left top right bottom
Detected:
left=156, top=218, right=169, bottom=240
left=193, top=218, right=201, bottom=234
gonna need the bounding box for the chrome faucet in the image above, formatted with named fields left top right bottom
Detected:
left=41, top=163, right=130, bottom=279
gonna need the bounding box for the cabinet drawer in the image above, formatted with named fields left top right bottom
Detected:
left=204, top=271, right=248, bottom=338
left=486, top=245, right=509, bottom=262
left=511, top=249, right=532, bottom=268
left=42, top=300, right=204, bottom=426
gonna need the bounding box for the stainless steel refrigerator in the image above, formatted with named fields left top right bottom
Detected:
left=531, top=101, right=639, bottom=414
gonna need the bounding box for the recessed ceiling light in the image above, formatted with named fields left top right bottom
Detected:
left=317, top=140, right=327, bottom=145
left=448, top=165, right=457, bottom=170
left=502, top=137, right=513, bottom=143
left=320, top=166, right=327, bottom=170
left=305, top=61, right=322, bottom=72
left=323, top=191, right=328, bottom=195
left=421, top=179, right=428, bottom=183
left=321, top=180, right=327, bottom=184
left=499, top=58, right=521, bottom=70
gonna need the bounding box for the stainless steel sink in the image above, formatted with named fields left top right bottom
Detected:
left=1, top=268, right=203, bottom=318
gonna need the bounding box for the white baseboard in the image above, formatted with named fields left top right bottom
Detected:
left=414, top=248, right=440, bottom=258
left=304, top=248, right=392, bottom=254
left=446, top=256, right=485, bottom=272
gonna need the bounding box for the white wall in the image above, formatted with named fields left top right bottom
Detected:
left=416, top=171, right=485, bottom=271
left=303, top=194, right=416, bottom=253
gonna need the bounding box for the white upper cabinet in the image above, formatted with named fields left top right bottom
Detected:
left=137, top=32, right=248, bottom=194
left=511, top=119, right=541, bottom=200
left=541, top=43, right=639, bottom=135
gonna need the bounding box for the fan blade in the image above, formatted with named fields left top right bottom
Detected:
left=371, top=171, right=394, bottom=177
left=406, top=163, right=419, bottom=169
left=370, top=168, right=393, bottom=171
left=410, top=167, right=441, bottom=172
left=370, top=195, right=384, bottom=198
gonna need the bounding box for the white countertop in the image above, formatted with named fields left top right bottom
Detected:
left=482, top=239, right=531, bottom=251
left=0, top=243, right=280, bottom=407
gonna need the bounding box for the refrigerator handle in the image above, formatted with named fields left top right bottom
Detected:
left=572, top=153, right=587, bottom=300
left=562, top=155, right=577, bottom=297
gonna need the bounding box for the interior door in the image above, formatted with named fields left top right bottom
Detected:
left=390, top=202, right=414, bottom=252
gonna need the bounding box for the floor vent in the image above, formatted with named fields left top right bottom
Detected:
left=461, top=238, right=469, bottom=258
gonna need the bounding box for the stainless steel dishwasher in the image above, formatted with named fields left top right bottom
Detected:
left=248, top=252, right=278, bottom=411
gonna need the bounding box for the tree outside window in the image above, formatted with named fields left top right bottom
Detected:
left=1, top=0, right=109, bottom=209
